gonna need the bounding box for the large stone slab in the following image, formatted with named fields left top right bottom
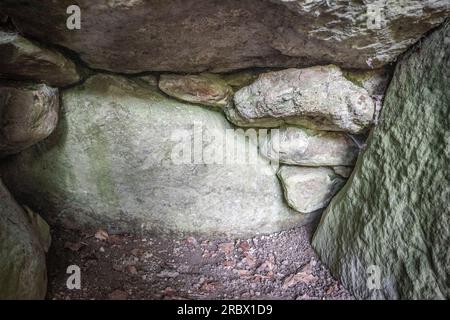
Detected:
left=0, top=180, right=48, bottom=299
left=0, top=74, right=305, bottom=237
left=0, top=1, right=448, bottom=73
left=0, top=31, right=80, bottom=87
left=260, top=126, right=359, bottom=166
left=232, top=66, right=375, bottom=133
left=277, top=166, right=346, bottom=214
left=0, top=83, right=59, bottom=157
left=312, top=21, right=450, bottom=299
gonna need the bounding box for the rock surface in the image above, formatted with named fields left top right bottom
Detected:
left=1, top=0, right=448, bottom=73
left=277, top=166, right=346, bottom=214
left=0, top=180, right=48, bottom=299
left=159, top=74, right=232, bottom=108
left=343, top=68, right=391, bottom=97
left=312, top=21, right=450, bottom=299
left=0, top=83, right=59, bottom=157
left=260, top=126, right=359, bottom=166
left=0, top=30, right=80, bottom=87
left=232, top=66, right=375, bottom=133
left=0, top=74, right=305, bottom=236
left=134, top=75, right=158, bottom=87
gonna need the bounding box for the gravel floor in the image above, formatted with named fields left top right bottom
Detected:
left=46, top=222, right=353, bottom=300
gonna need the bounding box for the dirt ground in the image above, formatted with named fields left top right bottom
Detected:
left=46, top=222, right=353, bottom=300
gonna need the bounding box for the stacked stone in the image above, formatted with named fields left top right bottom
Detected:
left=0, top=27, right=389, bottom=300
left=312, top=21, right=450, bottom=300
left=158, top=65, right=389, bottom=215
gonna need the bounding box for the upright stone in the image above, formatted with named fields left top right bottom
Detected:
left=0, top=74, right=304, bottom=237
left=312, top=21, right=450, bottom=300
left=277, top=166, right=346, bottom=214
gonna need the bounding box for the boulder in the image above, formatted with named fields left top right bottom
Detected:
left=232, top=66, right=375, bottom=133
left=0, top=74, right=305, bottom=237
left=0, top=180, right=48, bottom=299
left=260, top=126, right=359, bottom=166
left=0, top=83, right=59, bottom=157
left=0, top=31, right=80, bottom=87
left=312, top=21, right=450, bottom=299
left=277, top=166, right=346, bottom=214
left=0, top=0, right=448, bottom=73
left=159, top=74, right=233, bottom=108
left=223, top=103, right=282, bottom=128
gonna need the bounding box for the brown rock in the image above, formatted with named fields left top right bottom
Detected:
left=159, top=74, right=232, bottom=108
left=0, top=30, right=80, bottom=86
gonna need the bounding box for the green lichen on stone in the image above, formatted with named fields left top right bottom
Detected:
left=343, top=70, right=372, bottom=88
left=312, top=21, right=450, bottom=300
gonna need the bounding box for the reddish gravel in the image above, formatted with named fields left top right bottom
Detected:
left=46, top=222, right=353, bottom=300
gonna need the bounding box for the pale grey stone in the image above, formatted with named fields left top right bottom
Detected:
left=312, top=21, right=450, bottom=300
left=1, top=74, right=305, bottom=237
left=260, top=126, right=359, bottom=166
left=277, top=166, right=346, bottom=214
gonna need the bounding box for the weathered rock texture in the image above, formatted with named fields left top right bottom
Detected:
left=277, top=166, right=346, bottom=214
left=0, top=180, right=48, bottom=299
left=332, top=166, right=354, bottom=179
left=0, top=31, right=80, bottom=87
left=343, top=68, right=391, bottom=96
left=159, top=74, right=233, bottom=108
left=0, top=83, right=59, bottom=157
left=0, top=74, right=306, bottom=236
left=260, top=126, right=359, bottom=166
left=232, top=66, right=375, bottom=133
left=312, top=21, right=450, bottom=299
left=0, top=1, right=448, bottom=73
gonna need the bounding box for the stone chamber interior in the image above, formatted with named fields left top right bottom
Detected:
left=0, top=1, right=448, bottom=300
